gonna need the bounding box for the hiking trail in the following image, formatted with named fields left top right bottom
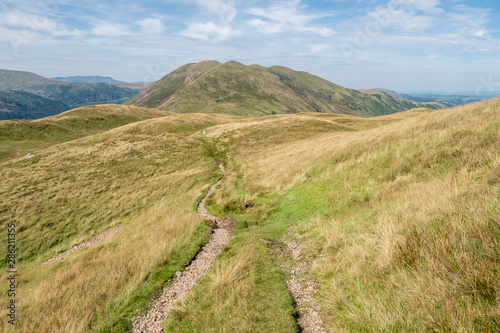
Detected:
left=132, top=162, right=232, bottom=333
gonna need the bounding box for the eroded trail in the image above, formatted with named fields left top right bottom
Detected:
left=42, top=225, right=123, bottom=265
left=273, top=228, right=325, bottom=333
left=133, top=162, right=231, bottom=333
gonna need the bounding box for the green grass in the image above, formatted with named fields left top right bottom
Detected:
left=0, top=110, right=232, bottom=332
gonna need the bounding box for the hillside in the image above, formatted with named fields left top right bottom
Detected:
left=126, top=61, right=443, bottom=117
left=0, top=104, right=170, bottom=161
left=0, top=90, right=69, bottom=120
left=0, top=69, right=143, bottom=120
left=0, top=99, right=498, bottom=332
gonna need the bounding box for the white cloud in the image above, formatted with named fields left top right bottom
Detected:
left=52, top=28, right=87, bottom=37
left=136, top=18, right=165, bottom=35
left=308, top=43, right=331, bottom=53
left=195, top=0, right=237, bottom=23
left=181, top=21, right=241, bottom=41
left=1, top=10, right=87, bottom=38
left=359, top=0, right=493, bottom=41
left=448, top=5, right=492, bottom=39
left=4, top=10, right=58, bottom=31
left=246, top=0, right=335, bottom=37
left=91, top=22, right=135, bottom=36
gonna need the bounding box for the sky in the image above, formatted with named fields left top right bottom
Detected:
left=1, top=0, right=500, bottom=94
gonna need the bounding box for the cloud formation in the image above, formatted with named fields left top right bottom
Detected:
left=247, top=0, right=335, bottom=37
left=0, top=0, right=499, bottom=93
left=182, top=21, right=241, bottom=41
left=135, top=18, right=165, bottom=35
left=196, top=0, right=237, bottom=23
left=91, top=22, right=135, bottom=36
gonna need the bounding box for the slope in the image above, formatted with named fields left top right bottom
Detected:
left=0, top=99, right=498, bottom=332
left=126, top=60, right=443, bottom=117
left=0, top=69, right=143, bottom=119
left=0, top=104, right=169, bottom=161
left=166, top=99, right=500, bottom=332
left=0, top=108, right=279, bottom=333
left=0, top=90, right=70, bottom=120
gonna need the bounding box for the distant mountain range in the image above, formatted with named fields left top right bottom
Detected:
left=51, top=76, right=124, bottom=84
left=0, top=69, right=143, bottom=120
left=126, top=61, right=443, bottom=117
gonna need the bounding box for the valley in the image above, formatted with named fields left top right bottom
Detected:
left=0, top=70, right=143, bottom=120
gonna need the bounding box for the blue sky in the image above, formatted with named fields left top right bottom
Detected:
left=1, top=0, right=500, bottom=93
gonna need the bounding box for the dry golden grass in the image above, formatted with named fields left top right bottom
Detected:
left=0, top=113, right=227, bottom=332
left=170, top=98, right=500, bottom=332
left=0, top=104, right=171, bottom=162
left=1, top=98, right=499, bottom=332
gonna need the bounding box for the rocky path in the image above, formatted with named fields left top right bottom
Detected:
left=273, top=227, right=325, bottom=333
left=132, top=162, right=231, bottom=333
left=42, top=225, right=123, bottom=265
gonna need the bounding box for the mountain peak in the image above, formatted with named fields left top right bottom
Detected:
left=126, top=61, right=442, bottom=117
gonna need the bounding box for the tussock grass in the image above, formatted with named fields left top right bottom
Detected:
left=0, top=104, right=169, bottom=161
left=0, top=113, right=226, bottom=332
left=1, top=99, right=499, bottom=332
left=165, top=98, right=500, bottom=332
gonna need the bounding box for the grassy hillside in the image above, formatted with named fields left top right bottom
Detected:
left=0, top=104, right=170, bottom=161
left=126, top=61, right=442, bottom=117
left=164, top=100, right=499, bottom=332
left=0, top=69, right=52, bottom=90
left=0, top=69, right=142, bottom=119
left=0, top=99, right=498, bottom=332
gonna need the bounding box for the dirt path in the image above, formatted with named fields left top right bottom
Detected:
left=132, top=162, right=231, bottom=333
left=42, top=225, right=123, bottom=265
left=272, top=227, right=325, bottom=333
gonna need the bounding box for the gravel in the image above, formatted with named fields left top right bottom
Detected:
left=273, top=228, right=326, bottom=333
left=42, top=225, right=123, bottom=265
left=132, top=163, right=231, bottom=333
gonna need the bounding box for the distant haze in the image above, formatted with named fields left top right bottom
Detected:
left=51, top=76, right=124, bottom=84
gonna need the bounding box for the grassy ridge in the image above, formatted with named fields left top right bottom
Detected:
left=0, top=104, right=169, bottom=161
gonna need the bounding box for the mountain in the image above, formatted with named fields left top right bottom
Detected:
left=0, top=98, right=498, bottom=332
left=368, top=88, right=415, bottom=101
left=0, top=90, right=70, bottom=120
left=51, top=76, right=124, bottom=83
left=0, top=69, right=143, bottom=120
left=360, top=88, right=443, bottom=109
left=126, top=60, right=444, bottom=117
